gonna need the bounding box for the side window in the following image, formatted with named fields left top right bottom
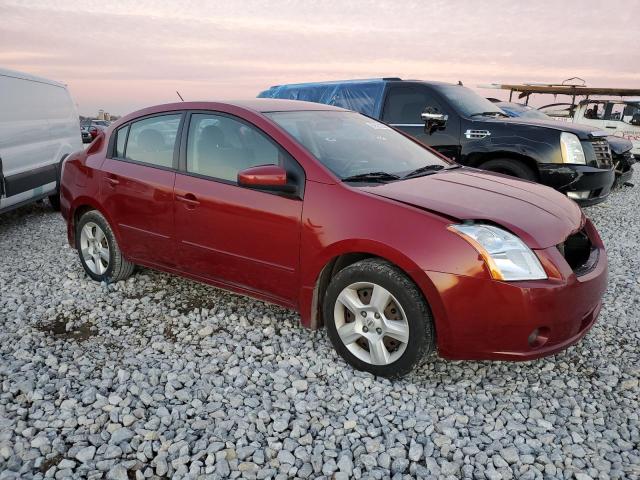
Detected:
left=115, top=125, right=129, bottom=158
left=583, top=102, right=605, bottom=120
left=186, top=113, right=281, bottom=182
left=603, top=103, right=624, bottom=122
left=125, top=114, right=181, bottom=168
left=382, top=86, right=443, bottom=124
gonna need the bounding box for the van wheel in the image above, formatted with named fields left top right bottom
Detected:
left=478, top=159, right=537, bottom=181
left=323, top=259, right=435, bottom=378
left=48, top=193, right=61, bottom=211
left=76, top=210, right=135, bottom=283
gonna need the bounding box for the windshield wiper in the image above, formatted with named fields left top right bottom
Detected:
left=402, top=164, right=461, bottom=179
left=342, top=171, right=401, bottom=183
left=470, top=111, right=509, bottom=118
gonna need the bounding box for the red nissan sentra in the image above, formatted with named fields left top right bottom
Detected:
left=60, top=100, right=607, bottom=377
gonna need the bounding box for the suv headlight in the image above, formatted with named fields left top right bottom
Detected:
left=560, top=132, right=586, bottom=164
left=449, top=224, right=547, bottom=281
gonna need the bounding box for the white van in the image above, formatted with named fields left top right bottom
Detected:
left=0, top=68, right=83, bottom=214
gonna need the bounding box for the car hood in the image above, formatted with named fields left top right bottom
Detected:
left=607, top=135, right=634, bottom=155
left=360, top=168, right=584, bottom=249
left=494, top=117, right=607, bottom=140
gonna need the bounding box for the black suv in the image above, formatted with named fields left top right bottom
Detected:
left=259, top=78, right=616, bottom=205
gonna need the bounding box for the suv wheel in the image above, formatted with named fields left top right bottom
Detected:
left=323, top=259, right=435, bottom=378
left=76, top=210, right=135, bottom=282
left=478, top=158, right=537, bottom=181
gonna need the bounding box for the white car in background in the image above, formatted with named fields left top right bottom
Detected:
left=0, top=67, right=82, bottom=214
left=568, top=99, right=640, bottom=159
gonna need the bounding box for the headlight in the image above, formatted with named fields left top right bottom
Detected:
left=560, top=132, right=586, bottom=164
left=448, top=224, right=547, bottom=281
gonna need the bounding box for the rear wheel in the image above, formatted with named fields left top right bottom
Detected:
left=48, top=193, right=61, bottom=211
left=478, top=158, right=537, bottom=181
left=76, top=210, right=135, bottom=283
left=323, top=259, right=435, bottom=378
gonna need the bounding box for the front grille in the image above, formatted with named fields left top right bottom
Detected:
left=590, top=139, right=612, bottom=168
left=557, top=229, right=598, bottom=276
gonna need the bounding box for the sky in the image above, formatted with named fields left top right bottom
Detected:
left=1, top=0, right=639, bottom=116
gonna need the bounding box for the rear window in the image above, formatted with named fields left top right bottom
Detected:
left=115, top=125, right=129, bottom=158
left=124, top=114, right=181, bottom=168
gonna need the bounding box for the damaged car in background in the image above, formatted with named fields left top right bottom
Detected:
left=259, top=78, right=616, bottom=206
left=489, top=100, right=635, bottom=186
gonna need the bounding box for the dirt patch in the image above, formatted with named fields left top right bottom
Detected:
left=39, top=454, right=62, bottom=473
left=163, top=324, right=177, bottom=342
left=38, top=313, right=95, bottom=341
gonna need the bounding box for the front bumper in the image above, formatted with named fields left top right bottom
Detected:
left=423, top=225, right=608, bottom=361
left=538, top=164, right=615, bottom=206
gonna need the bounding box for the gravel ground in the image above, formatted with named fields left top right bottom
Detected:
left=1, top=172, right=639, bottom=480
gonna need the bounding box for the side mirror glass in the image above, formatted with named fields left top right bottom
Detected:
left=237, top=164, right=295, bottom=193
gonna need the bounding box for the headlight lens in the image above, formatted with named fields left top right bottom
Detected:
left=560, top=132, right=586, bottom=164
left=449, top=224, right=547, bottom=281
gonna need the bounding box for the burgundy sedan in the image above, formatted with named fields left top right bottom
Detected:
left=60, top=100, right=607, bottom=377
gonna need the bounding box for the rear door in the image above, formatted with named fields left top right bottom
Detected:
left=381, top=84, right=461, bottom=160
left=173, top=111, right=304, bottom=304
left=100, top=113, right=183, bottom=267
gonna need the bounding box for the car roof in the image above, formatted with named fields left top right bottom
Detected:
left=262, top=78, right=457, bottom=90
left=0, top=67, right=67, bottom=88
left=112, top=99, right=350, bottom=128
left=226, top=98, right=348, bottom=112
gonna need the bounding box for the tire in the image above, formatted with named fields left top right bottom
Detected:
left=49, top=156, right=67, bottom=211
left=76, top=210, right=135, bottom=283
left=323, top=258, right=435, bottom=378
left=48, top=193, right=61, bottom=211
left=478, top=158, right=537, bottom=181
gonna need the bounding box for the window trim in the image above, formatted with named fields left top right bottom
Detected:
left=107, top=111, right=186, bottom=172
left=178, top=109, right=305, bottom=198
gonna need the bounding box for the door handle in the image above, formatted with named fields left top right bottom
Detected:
left=176, top=193, right=200, bottom=208
left=106, top=176, right=119, bottom=186
left=605, top=126, right=616, bottom=129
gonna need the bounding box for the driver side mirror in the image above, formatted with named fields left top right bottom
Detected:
left=237, top=164, right=296, bottom=193
left=421, top=111, right=448, bottom=134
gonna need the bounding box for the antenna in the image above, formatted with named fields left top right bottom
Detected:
left=176, top=91, right=184, bottom=102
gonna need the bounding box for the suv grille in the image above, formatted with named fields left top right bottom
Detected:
left=590, top=139, right=612, bottom=168
left=557, top=229, right=598, bottom=276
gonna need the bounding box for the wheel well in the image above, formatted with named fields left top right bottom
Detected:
left=468, top=153, right=539, bottom=179
left=71, top=205, right=95, bottom=243
left=312, top=252, right=411, bottom=329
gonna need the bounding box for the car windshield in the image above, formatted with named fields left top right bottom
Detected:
left=499, top=103, right=550, bottom=120
left=265, top=111, right=451, bottom=180
left=435, top=85, right=504, bottom=117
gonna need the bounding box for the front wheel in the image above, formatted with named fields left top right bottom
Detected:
left=478, top=158, right=537, bottom=181
left=323, top=259, right=435, bottom=378
left=76, top=210, right=135, bottom=283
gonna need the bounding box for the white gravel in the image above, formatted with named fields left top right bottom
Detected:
left=1, top=172, right=639, bottom=480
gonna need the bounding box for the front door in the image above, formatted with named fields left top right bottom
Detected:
left=174, top=112, right=303, bottom=304
left=100, top=113, right=183, bottom=267
left=382, top=85, right=461, bottom=161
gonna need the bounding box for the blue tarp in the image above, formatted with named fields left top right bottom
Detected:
left=258, top=79, right=387, bottom=117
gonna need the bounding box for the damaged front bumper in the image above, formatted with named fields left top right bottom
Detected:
left=538, top=163, right=615, bottom=206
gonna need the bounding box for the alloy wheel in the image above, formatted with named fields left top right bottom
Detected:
left=80, top=222, right=110, bottom=275
left=333, top=281, right=410, bottom=365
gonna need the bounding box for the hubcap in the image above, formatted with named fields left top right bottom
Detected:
left=80, top=222, right=109, bottom=275
left=333, top=282, right=410, bottom=366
